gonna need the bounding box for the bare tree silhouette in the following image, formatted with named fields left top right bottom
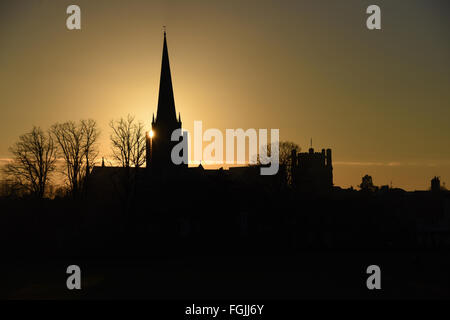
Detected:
left=81, top=119, right=100, bottom=194
left=109, top=115, right=146, bottom=213
left=256, top=141, right=300, bottom=186
left=109, top=114, right=146, bottom=168
left=51, top=120, right=99, bottom=198
left=1, top=126, right=57, bottom=198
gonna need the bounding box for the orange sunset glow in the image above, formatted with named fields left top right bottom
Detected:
left=1, top=0, right=449, bottom=190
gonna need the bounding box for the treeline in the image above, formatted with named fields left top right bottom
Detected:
left=0, top=114, right=147, bottom=199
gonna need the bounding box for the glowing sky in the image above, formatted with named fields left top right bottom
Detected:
left=0, top=0, right=449, bottom=190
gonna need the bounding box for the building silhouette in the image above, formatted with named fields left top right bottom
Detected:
left=431, top=176, right=441, bottom=193
left=89, top=31, right=316, bottom=197
left=291, top=144, right=333, bottom=192
left=146, top=31, right=184, bottom=174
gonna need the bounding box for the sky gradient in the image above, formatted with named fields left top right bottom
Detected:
left=1, top=0, right=449, bottom=190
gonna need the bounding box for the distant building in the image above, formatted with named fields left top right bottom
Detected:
left=431, top=176, right=441, bottom=193
left=291, top=146, right=333, bottom=192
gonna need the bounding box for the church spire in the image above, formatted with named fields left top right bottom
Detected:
left=155, top=29, right=177, bottom=123
left=149, top=29, right=184, bottom=171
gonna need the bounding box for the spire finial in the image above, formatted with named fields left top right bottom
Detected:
left=163, top=25, right=166, bottom=36
left=310, top=138, right=312, bottom=148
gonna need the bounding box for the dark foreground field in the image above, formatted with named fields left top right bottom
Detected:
left=2, top=251, right=450, bottom=299
left=1, top=187, right=449, bottom=300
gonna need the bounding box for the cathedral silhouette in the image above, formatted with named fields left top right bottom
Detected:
left=88, top=31, right=331, bottom=199
left=146, top=31, right=185, bottom=174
